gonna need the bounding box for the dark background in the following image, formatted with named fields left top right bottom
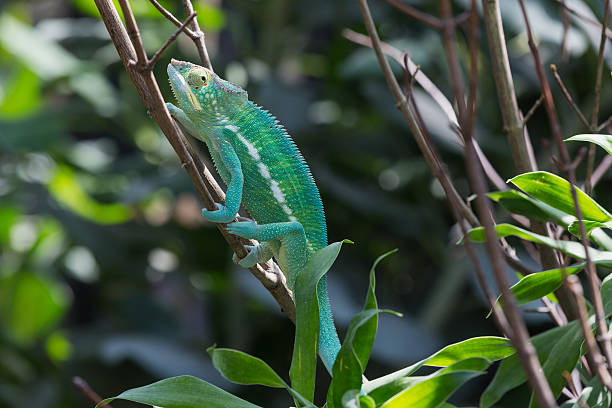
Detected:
left=0, top=0, right=610, bottom=406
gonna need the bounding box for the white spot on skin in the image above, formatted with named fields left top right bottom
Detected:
left=226, top=125, right=261, bottom=161
left=258, top=162, right=271, bottom=179
left=270, top=180, right=286, bottom=203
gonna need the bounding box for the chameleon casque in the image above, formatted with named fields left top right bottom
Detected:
left=166, top=59, right=341, bottom=372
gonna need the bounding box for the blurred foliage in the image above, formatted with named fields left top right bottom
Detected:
left=0, top=0, right=610, bottom=407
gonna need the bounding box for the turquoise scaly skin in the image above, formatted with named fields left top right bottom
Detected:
left=166, top=59, right=340, bottom=373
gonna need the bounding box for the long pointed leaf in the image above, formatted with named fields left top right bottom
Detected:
left=566, top=134, right=612, bottom=156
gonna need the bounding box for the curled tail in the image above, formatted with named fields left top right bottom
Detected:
left=317, top=276, right=341, bottom=373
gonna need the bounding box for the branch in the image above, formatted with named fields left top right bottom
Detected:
left=518, top=0, right=612, bottom=386
left=181, top=0, right=212, bottom=71
left=553, top=0, right=612, bottom=40
left=380, top=0, right=442, bottom=30
left=147, top=12, right=197, bottom=70
left=73, top=377, right=112, bottom=408
left=550, top=64, right=592, bottom=132
left=94, top=0, right=296, bottom=323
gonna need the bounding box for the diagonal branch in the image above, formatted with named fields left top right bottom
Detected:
left=94, top=0, right=295, bottom=322
left=147, top=12, right=197, bottom=70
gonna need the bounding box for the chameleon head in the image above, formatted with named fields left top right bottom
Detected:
left=167, top=59, right=247, bottom=114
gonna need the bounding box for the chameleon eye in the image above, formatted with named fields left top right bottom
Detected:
left=201, top=75, right=207, bottom=84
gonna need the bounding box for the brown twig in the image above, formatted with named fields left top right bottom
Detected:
left=586, top=0, right=610, bottom=195
left=181, top=0, right=212, bottom=71
left=94, top=0, right=295, bottom=322
left=553, top=0, right=612, bottom=40
left=73, top=377, right=111, bottom=408
left=598, top=115, right=612, bottom=132
left=147, top=12, right=197, bottom=70
left=381, top=0, right=442, bottom=30
left=439, top=0, right=466, bottom=122
left=356, top=0, right=556, bottom=405
left=559, top=0, right=571, bottom=61
left=148, top=0, right=197, bottom=38
left=518, top=0, right=612, bottom=386
left=591, top=154, right=612, bottom=190
left=550, top=64, right=593, bottom=131
left=522, top=94, right=544, bottom=126
left=567, top=275, right=612, bottom=389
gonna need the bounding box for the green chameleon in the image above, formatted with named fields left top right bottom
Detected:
left=166, top=59, right=341, bottom=373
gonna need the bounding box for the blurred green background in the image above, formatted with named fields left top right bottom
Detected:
left=0, top=0, right=610, bottom=406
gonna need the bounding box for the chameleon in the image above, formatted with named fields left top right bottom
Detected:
left=166, top=59, right=341, bottom=373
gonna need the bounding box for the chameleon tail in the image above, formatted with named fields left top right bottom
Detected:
left=317, top=276, right=341, bottom=374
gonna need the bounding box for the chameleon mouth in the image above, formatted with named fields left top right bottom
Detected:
left=167, top=62, right=202, bottom=112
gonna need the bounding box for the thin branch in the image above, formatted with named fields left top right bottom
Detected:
left=587, top=0, right=610, bottom=194
left=598, top=115, right=612, bottom=132
left=148, top=0, right=197, bottom=38
left=147, top=12, right=197, bottom=70
left=567, top=275, right=612, bottom=389
left=439, top=0, right=466, bottom=122
left=550, top=64, right=593, bottom=131
left=94, top=0, right=295, bottom=322
left=522, top=94, right=544, bottom=126
left=73, top=377, right=111, bottom=408
left=553, top=0, right=612, bottom=40
left=559, top=0, right=571, bottom=61
left=380, top=0, right=442, bottom=30
left=356, top=0, right=556, bottom=405
left=518, top=0, right=612, bottom=385
left=591, top=154, right=612, bottom=189
left=181, top=0, right=212, bottom=71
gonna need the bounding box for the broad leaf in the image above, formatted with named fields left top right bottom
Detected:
left=326, top=249, right=398, bottom=408
left=566, top=134, right=612, bottom=156
left=97, top=375, right=261, bottom=408
left=509, top=171, right=612, bottom=223
left=290, top=240, right=350, bottom=402
left=568, top=220, right=612, bottom=238
left=363, top=336, right=513, bottom=395
left=464, top=223, right=612, bottom=265
left=207, top=346, right=285, bottom=388
left=488, top=189, right=573, bottom=227
left=506, top=264, right=585, bottom=307
left=528, top=320, right=584, bottom=407
left=341, top=390, right=376, bottom=408
left=602, top=273, right=612, bottom=316
left=379, top=358, right=486, bottom=408
left=481, top=322, right=580, bottom=407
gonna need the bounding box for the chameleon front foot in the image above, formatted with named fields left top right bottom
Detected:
left=225, top=219, right=258, bottom=239
left=201, top=203, right=237, bottom=224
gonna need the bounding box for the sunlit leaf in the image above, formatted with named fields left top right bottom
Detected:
left=342, top=390, right=376, bottom=408
left=509, top=171, right=612, bottom=223
left=488, top=189, right=573, bottom=226
left=193, top=2, right=226, bottom=30
left=291, top=240, right=350, bottom=402
left=566, top=134, right=612, bottom=156
left=464, top=223, right=612, bottom=265
left=207, top=346, right=285, bottom=388
left=47, top=165, right=133, bottom=224
left=0, top=66, right=41, bottom=119
left=378, top=358, right=486, bottom=408
left=97, top=375, right=262, bottom=408
left=602, top=273, right=612, bottom=317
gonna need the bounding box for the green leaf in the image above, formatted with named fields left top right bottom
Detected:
left=327, top=308, right=400, bottom=408
left=480, top=322, right=579, bottom=408
left=602, top=273, right=612, bottom=316
left=425, top=336, right=514, bottom=367
left=326, top=249, right=399, bottom=408
left=464, top=223, right=612, bottom=265
left=488, top=189, right=574, bottom=227
left=379, top=359, right=486, bottom=408
left=0, top=66, right=41, bottom=119
left=290, top=240, right=350, bottom=402
left=559, top=376, right=612, bottom=408
left=509, top=171, right=612, bottom=223
left=505, top=264, right=585, bottom=307
left=568, top=220, right=612, bottom=238
left=566, top=134, right=612, bottom=156
left=207, top=346, right=285, bottom=388
left=528, top=321, right=584, bottom=408
left=363, top=336, right=513, bottom=396
left=341, top=390, right=376, bottom=408
left=97, top=375, right=262, bottom=408
left=47, top=165, right=133, bottom=224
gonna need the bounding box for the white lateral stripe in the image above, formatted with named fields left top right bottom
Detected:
left=224, top=124, right=296, bottom=220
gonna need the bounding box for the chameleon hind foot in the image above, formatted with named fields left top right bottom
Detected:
left=232, top=242, right=274, bottom=268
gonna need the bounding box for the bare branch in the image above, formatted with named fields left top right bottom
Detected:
left=518, top=0, right=612, bottom=385
left=147, top=12, right=197, bottom=70
left=380, top=0, right=442, bottom=30
left=148, top=0, right=197, bottom=38
left=522, top=94, right=544, bottom=126
left=553, top=0, right=612, bottom=40
left=93, top=0, right=295, bottom=322
left=181, top=0, right=212, bottom=71
left=73, top=377, right=112, bottom=408
left=550, top=64, right=593, bottom=132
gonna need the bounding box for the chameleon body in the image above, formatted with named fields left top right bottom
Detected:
left=166, top=59, right=340, bottom=372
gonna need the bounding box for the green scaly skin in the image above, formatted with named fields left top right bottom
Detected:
left=166, top=59, right=340, bottom=373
